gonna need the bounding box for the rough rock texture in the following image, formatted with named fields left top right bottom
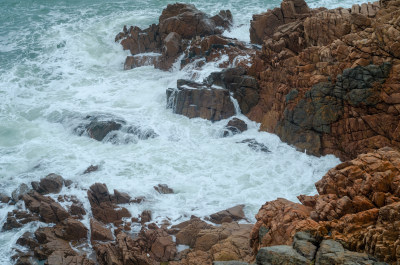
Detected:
left=90, top=219, right=113, bottom=242
left=22, top=191, right=70, bottom=224
left=251, top=148, right=400, bottom=264
left=154, top=184, right=174, bottom=194
left=207, top=205, right=246, bottom=224
left=116, top=3, right=233, bottom=71
left=87, top=183, right=131, bottom=224
left=247, top=0, right=400, bottom=160
left=2, top=210, right=39, bottom=231
left=31, top=173, right=65, bottom=194
left=167, top=80, right=236, bottom=122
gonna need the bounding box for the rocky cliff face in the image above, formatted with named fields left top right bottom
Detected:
left=248, top=0, right=400, bottom=160
left=251, top=147, right=400, bottom=264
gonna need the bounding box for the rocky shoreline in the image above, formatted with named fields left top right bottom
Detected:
left=2, top=0, right=400, bottom=264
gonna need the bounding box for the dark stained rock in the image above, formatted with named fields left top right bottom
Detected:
left=17, top=232, right=39, bottom=250
left=238, top=139, right=270, bottom=153
left=31, top=173, right=64, bottom=194
left=167, top=80, right=235, bottom=122
left=208, top=205, right=246, bottom=224
left=90, top=219, right=113, bottom=242
left=223, top=118, right=248, bottom=137
left=87, top=183, right=131, bottom=224
left=154, top=184, right=174, bottom=194
left=83, top=165, right=98, bottom=174
left=206, top=67, right=259, bottom=114
left=292, top=232, right=318, bottom=261
left=73, top=114, right=125, bottom=142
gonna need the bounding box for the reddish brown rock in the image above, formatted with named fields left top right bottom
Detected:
left=247, top=0, right=400, bottom=160
left=208, top=205, right=246, bottom=224
left=154, top=184, right=174, bottom=194
left=22, top=191, right=69, bottom=224
left=90, top=219, right=113, bottom=242
left=251, top=148, right=400, bottom=264
left=2, top=210, right=39, bottom=231
left=87, top=183, right=131, bottom=223
left=116, top=3, right=233, bottom=71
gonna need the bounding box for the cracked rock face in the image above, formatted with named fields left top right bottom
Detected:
left=251, top=147, right=400, bottom=264
left=247, top=0, right=400, bottom=160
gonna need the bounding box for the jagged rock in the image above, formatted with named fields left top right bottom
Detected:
left=116, top=3, right=233, bottom=71
left=11, top=183, right=30, bottom=202
left=154, top=184, right=174, bottom=194
left=2, top=210, right=39, bottom=231
left=90, top=219, right=113, bottom=242
left=167, top=80, right=235, bottom=122
left=31, top=173, right=64, bottom=194
left=256, top=245, right=311, bottom=265
left=114, top=189, right=131, bottom=204
left=17, top=232, right=39, bottom=250
left=83, top=165, right=98, bottom=174
left=223, top=118, right=248, bottom=137
left=292, top=232, right=318, bottom=260
left=68, top=203, right=86, bottom=218
left=208, top=205, right=246, bottom=224
left=87, top=183, right=131, bottom=223
left=22, top=191, right=69, bottom=224
left=206, top=67, right=259, bottom=114
left=251, top=148, right=400, bottom=263
left=247, top=0, right=400, bottom=160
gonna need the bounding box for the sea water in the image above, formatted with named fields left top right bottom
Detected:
left=0, top=0, right=367, bottom=262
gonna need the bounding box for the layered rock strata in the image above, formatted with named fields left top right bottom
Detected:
left=251, top=147, right=400, bottom=264
left=247, top=0, right=400, bottom=160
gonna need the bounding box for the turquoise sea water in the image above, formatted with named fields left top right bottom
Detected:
left=0, top=0, right=366, bottom=263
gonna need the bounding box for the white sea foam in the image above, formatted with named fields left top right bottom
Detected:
left=0, top=0, right=370, bottom=262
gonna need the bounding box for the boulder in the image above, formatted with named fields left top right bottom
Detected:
left=2, top=210, right=39, bottom=231
left=90, top=219, right=113, bottom=242
left=0, top=193, right=10, bottom=203
left=31, top=173, right=64, bottom=194
left=256, top=245, right=311, bottom=265
left=83, top=165, right=98, bottom=174
left=154, top=184, right=174, bottom=194
left=223, top=118, right=248, bottom=137
left=114, top=189, right=131, bottom=204
left=167, top=80, right=235, bottom=122
left=208, top=205, right=246, bottom=224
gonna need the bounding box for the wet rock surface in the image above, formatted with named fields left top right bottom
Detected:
left=116, top=3, right=233, bottom=71
left=247, top=0, right=400, bottom=160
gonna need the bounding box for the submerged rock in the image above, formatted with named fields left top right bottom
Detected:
left=238, top=139, right=270, bottom=153
left=223, top=118, right=248, bottom=137
left=154, top=184, right=174, bottom=194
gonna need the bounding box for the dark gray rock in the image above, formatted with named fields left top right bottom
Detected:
left=167, top=82, right=235, bottom=122
left=223, top=118, right=248, bottom=137
left=238, top=139, right=270, bottom=153
left=83, top=165, right=99, bottom=174
left=11, top=184, right=30, bottom=202
left=256, top=245, right=311, bottom=265
left=293, top=238, right=317, bottom=260
left=316, top=239, right=382, bottom=265
left=154, top=184, right=174, bottom=194
left=213, top=261, right=250, bottom=265
left=206, top=67, right=259, bottom=114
